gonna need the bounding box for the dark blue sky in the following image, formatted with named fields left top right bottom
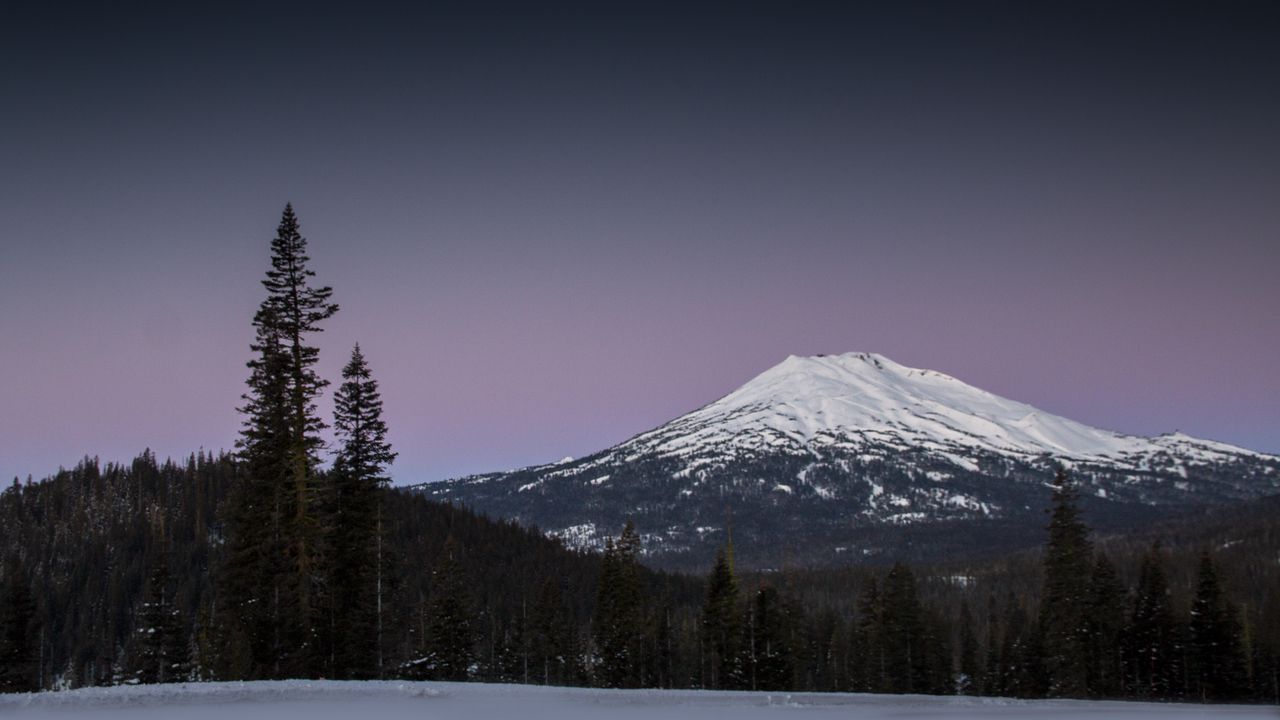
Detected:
left=2, top=1, right=1278, bottom=483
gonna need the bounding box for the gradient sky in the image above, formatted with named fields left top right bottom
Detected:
left=2, top=1, right=1278, bottom=484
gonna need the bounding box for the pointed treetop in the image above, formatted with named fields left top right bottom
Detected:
left=344, top=343, right=369, bottom=375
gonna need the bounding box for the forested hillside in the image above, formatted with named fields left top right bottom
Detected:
left=0, top=452, right=633, bottom=688
left=2, top=453, right=1277, bottom=703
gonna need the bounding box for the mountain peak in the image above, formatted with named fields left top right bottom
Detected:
left=623, top=351, right=1266, bottom=467
left=429, top=352, right=1280, bottom=567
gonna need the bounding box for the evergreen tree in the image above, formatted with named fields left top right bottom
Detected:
left=265, top=204, right=339, bottom=677
left=220, top=300, right=295, bottom=678
left=530, top=578, right=574, bottom=686
left=980, top=594, right=1000, bottom=696
left=219, top=204, right=338, bottom=679
left=994, top=592, right=1028, bottom=697
left=1016, top=621, right=1050, bottom=698
left=1188, top=551, right=1247, bottom=701
left=591, top=522, right=644, bottom=688
left=1038, top=469, right=1092, bottom=697
left=850, top=577, right=884, bottom=692
left=1126, top=543, right=1180, bottom=698
left=881, top=563, right=926, bottom=693
left=747, top=585, right=794, bottom=691
left=701, top=546, right=743, bottom=689
left=127, top=540, right=190, bottom=684
left=651, top=602, right=676, bottom=689
left=326, top=344, right=397, bottom=679
left=492, top=607, right=530, bottom=683
left=956, top=599, right=979, bottom=695
left=1083, top=553, right=1125, bottom=697
left=417, top=537, right=475, bottom=681
left=921, top=607, right=955, bottom=695
left=0, top=558, right=37, bottom=692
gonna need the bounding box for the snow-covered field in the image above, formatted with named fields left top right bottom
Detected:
left=1, top=681, right=1274, bottom=719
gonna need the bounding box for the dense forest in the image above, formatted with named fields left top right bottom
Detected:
left=2, top=205, right=1277, bottom=703
left=2, top=453, right=1278, bottom=702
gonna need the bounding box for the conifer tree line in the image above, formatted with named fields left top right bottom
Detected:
left=4, top=455, right=1277, bottom=700
left=1, top=206, right=1279, bottom=703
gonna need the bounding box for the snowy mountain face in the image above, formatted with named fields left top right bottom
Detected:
left=424, top=353, right=1280, bottom=569
left=618, top=353, right=1269, bottom=471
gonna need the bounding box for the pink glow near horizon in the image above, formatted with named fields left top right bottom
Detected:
left=1, top=3, right=1277, bottom=483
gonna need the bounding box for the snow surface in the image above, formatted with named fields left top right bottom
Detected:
left=2, top=681, right=1274, bottom=720
left=622, top=352, right=1272, bottom=470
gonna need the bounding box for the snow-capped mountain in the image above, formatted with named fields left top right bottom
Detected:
left=423, top=353, right=1280, bottom=568
left=617, top=352, right=1268, bottom=471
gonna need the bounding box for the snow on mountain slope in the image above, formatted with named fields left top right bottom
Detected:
left=619, top=352, right=1267, bottom=471
left=427, top=352, right=1279, bottom=567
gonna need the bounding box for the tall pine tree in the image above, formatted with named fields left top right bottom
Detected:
left=1083, top=553, right=1125, bottom=698
left=850, top=577, right=885, bottom=692
left=701, top=546, right=743, bottom=689
left=1126, top=542, right=1180, bottom=698
left=326, top=344, right=396, bottom=679
left=1038, top=469, right=1093, bottom=697
left=1188, top=551, right=1247, bottom=701
left=218, top=204, right=338, bottom=679
left=747, top=585, right=793, bottom=691
left=417, top=536, right=475, bottom=681
left=127, top=543, right=190, bottom=684
left=530, top=577, right=576, bottom=686
left=591, top=522, right=645, bottom=688
left=880, top=563, right=927, bottom=693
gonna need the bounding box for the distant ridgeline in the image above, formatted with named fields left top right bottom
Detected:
left=1, top=453, right=1278, bottom=703
left=427, top=353, right=1280, bottom=570
left=2, top=208, right=1278, bottom=703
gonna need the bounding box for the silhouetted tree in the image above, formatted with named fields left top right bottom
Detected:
left=881, top=563, right=927, bottom=693
left=1188, top=551, right=1247, bottom=701
left=1038, top=469, right=1092, bottom=697
left=219, top=204, right=338, bottom=678
left=850, top=577, right=884, bottom=692
left=747, top=585, right=793, bottom=691
left=1083, top=553, right=1125, bottom=697
left=1126, top=543, right=1180, bottom=698
left=417, top=537, right=475, bottom=681
left=591, top=522, right=645, bottom=688
left=127, top=539, right=190, bottom=684
left=701, top=546, right=743, bottom=689
left=325, top=343, right=397, bottom=678
left=530, top=578, right=575, bottom=686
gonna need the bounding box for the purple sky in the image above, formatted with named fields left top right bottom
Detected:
left=2, top=2, right=1278, bottom=484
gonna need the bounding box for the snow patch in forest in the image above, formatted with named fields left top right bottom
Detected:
left=549, top=523, right=597, bottom=550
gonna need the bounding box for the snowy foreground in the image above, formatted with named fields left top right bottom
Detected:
left=1, top=681, right=1275, bottom=720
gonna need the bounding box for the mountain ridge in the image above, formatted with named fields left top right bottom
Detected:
left=422, top=352, right=1279, bottom=568
left=612, top=351, right=1268, bottom=470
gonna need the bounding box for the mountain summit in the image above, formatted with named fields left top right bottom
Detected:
left=425, top=353, right=1279, bottom=568
left=620, top=352, right=1266, bottom=470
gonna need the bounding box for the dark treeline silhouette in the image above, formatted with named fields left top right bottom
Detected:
left=2, top=205, right=1278, bottom=703
left=3, top=452, right=1278, bottom=703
